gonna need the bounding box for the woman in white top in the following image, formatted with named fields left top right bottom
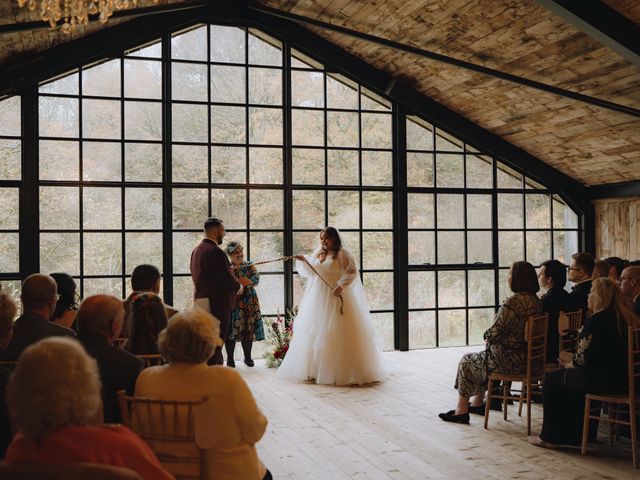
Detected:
left=278, top=226, right=387, bottom=385
left=135, top=309, right=271, bottom=480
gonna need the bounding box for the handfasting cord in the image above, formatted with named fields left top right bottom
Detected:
left=233, top=255, right=344, bottom=314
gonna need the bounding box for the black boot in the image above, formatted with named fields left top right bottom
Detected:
left=225, top=340, right=236, bottom=368
left=242, top=340, right=254, bottom=367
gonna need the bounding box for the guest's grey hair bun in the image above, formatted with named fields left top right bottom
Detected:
left=225, top=241, right=242, bottom=255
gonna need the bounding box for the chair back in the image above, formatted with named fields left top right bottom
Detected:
left=525, top=313, right=549, bottom=381
left=558, top=309, right=583, bottom=353
left=629, top=326, right=640, bottom=404
left=137, top=354, right=164, bottom=368
left=0, top=360, right=17, bottom=371
left=117, top=390, right=208, bottom=480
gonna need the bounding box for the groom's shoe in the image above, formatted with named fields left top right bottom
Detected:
left=227, top=358, right=236, bottom=368
left=244, top=358, right=255, bottom=367
left=438, top=410, right=470, bottom=424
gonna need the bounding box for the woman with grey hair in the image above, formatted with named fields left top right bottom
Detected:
left=4, top=337, right=173, bottom=480
left=135, top=309, right=272, bottom=480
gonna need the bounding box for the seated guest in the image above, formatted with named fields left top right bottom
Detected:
left=76, top=295, right=143, bottom=423
left=591, top=260, right=609, bottom=280
left=620, top=265, right=640, bottom=315
left=0, top=292, right=17, bottom=458
left=565, top=252, right=595, bottom=315
left=123, top=264, right=177, bottom=338
left=439, top=261, right=543, bottom=424
left=529, top=278, right=639, bottom=448
left=0, top=274, right=75, bottom=361
left=604, top=256, right=625, bottom=283
left=124, top=293, right=168, bottom=355
left=50, top=272, right=79, bottom=330
left=4, top=337, right=173, bottom=480
left=135, top=309, right=272, bottom=480
left=538, top=259, right=569, bottom=363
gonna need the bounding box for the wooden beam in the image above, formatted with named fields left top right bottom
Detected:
left=588, top=180, right=640, bottom=200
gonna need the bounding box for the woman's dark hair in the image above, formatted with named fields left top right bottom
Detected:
left=50, top=272, right=79, bottom=319
left=604, top=256, right=625, bottom=278
left=510, top=261, right=540, bottom=294
left=321, top=226, right=342, bottom=258
left=125, top=293, right=168, bottom=355
left=540, top=259, right=566, bottom=288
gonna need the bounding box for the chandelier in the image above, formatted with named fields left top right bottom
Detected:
left=17, top=0, right=158, bottom=33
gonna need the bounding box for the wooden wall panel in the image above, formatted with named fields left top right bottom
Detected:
left=593, top=197, right=640, bottom=260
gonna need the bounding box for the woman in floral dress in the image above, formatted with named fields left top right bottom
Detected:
left=225, top=241, right=265, bottom=368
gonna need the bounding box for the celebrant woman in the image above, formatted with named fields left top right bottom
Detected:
left=277, top=226, right=386, bottom=385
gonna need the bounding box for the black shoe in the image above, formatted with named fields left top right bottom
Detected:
left=468, top=404, right=486, bottom=416
left=244, top=358, right=255, bottom=367
left=489, top=399, right=503, bottom=411
left=227, top=359, right=236, bottom=368
left=438, top=410, right=470, bottom=424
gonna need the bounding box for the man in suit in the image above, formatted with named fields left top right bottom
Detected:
left=620, top=265, right=640, bottom=316
left=76, top=294, right=143, bottom=423
left=0, top=274, right=75, bottom=361
left=565, top=252, right=595, bottom=316
left=538, top=259, right=570, bottom=363
left=190, top=217, right=243, bottom=366
left=0, top=291, right=17, bottom=457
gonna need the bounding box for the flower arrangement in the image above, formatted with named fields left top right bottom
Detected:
left=264, top=308, right=295, bottom=368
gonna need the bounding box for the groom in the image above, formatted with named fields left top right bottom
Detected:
left=190, top=217, right=243, bottom=365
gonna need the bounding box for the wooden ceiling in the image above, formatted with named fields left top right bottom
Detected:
left=1, top=0, right=639, bottom=187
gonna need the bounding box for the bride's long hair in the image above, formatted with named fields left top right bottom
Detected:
left=321, top=226, right=342, bottom=259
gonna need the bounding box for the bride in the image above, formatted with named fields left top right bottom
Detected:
left=277, top=226, right=387, bottom=385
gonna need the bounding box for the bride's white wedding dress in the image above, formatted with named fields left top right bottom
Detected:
left=277, top=247, right=387, bottom=385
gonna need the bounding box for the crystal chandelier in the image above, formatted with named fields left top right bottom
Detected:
left=17, top=0, right=157, bottom=34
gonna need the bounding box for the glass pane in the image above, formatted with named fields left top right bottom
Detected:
left=125, top=143, right=162, bottom=182
left=40, top=140, right=78, bottom=181
left=361, top=89, right=390, bottom=111
left=407, top=152, right=433, bottom=187
left=82, top=99, right=120, bottom=139
left=249, top=108, right=282, bottom=145
left=526, top=231, right=551, bottom=266
left=211, top=65, right=246, bottom=104
left=126, top=41, right=161, bottom=58
left=370, top=312, right=394, bottom=351
left=362, top=192, right=392, bottom=229
left=498, top=193, right=523, bottom=229
left=171, top=26, right=207, bottom=61
left=327, top=111, right=358, bottom=148
left=210, top=25, right=245, bottom=63
left=172, top=275, right=195, bottom=311
left=469, top=308, right=495, bottom=344
left=293, top=232, right=318, bottom=260
left=249, top=68, right=282, bottom=105
left=39, top=97, right=79, bottom=138
left=362, top=150, right=391, bottom=186
left=83, top=141, right=121, bottom=181
left=409, top=311, right=436, bottom=349
left=328, top=191, right=359, bottom=229
left=83, top=187, right=121, bottom=230
left=254, top=274, right=284, bottom=315
left=438, top=271, right=466, bottom=308
left=437, top=231, right=464, bottom=264
left=292, top=148, right=324, bottom=184
left=0, top=233, right=19, bottom=272
left=363, top=272, right=394, bottom=310
left=40, top=232, right=80, bottom=275
left=292, top=109, right=324, bottom=146
left=498, top=268, right=510, bottom=304
left=497, top=163, right=523, bottom=189
left=0, top=280, right=22, bottom=315
left=40, top=187, right=79, bottom=230
left=436, top=154, right=463, bottom=188
left=407, top=193, right=434, bottom=228
left=291, top=71, right=324, bottom=107
left=173, top=104, right=208, bottom=143
left=249, top=147, right=282, bottom=184
left=362, top=232, right=393, bottom=270
left=526, top=194, right=551, bottom=228
left=173, top=188, right=208, bottom=229
left=408, top=231, right=435, bottom=265
left=250, top=190, right=282, bottom=229
left=554, top=230, right=578, bottom=265
left=125, top=188, right=162, bottom=229
left=406, top=117, right=433, bottom=150
left=172, top=232, right=202, bottom=274
left=248, top=31, right=282, bottom=66
left=327, top=74, right=358, bottom=109
left=467, top=231, right=493, bottom=264
left=0, top=188, right=18, bottom=229
left=172, top=62, right=208, bottom=102
left=467, top=194, right=492, bottom=229
left=125, top=232, right=162, bottom=274
left=291, top=50, right=321, bottom=69
left=125, top=101, right=162, bottom=140
left=468, top=270, right=495, bottom=307
left=498, top=231, right=524, bottom=267
left=438, top=310, right=466, bottom=347
left=82, top=59, right=120, bottom=97
left=292, top=190, right=324, bottom=229
left=436, top=128, right=463, bottom=152
left=327, top=150, right=358, bottom=185
left=0, top=139, right=21, bottom=180
left=361, top=113, right=391, bottom=149
left=211, top=146, right=246, bottom=183
left=408, top=271, right=435, bottom=309
left=83, top=277, right=123, bottom=299
left=211, top=189, right=246, bottom=229
left=173, top=144, right=208, bottom=183
left=84, top=232, right=122, bottom=275
left=553, top=197, right=578, bottom=229
left=436, top=194, right=464, bottom=229
left=341, top=231, right=361, bottom=266
left=212, top=105, right=245, bottom=144
left=124, top=59, right=162, bottom=99
left=466, top=155, right=493, bottom=188
left=250, top=232, right=284, bottom=272
left=39, top=74, right=78, bottom=96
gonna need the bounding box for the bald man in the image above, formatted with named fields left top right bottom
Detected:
left=620, top=266, right=640, bottom=316
left=76, top=294, right=143, bottom=423
left=0, top=274, right=75, bottom=361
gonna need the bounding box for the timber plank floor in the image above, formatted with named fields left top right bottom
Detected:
left=238, top=347, right=637, bottom=479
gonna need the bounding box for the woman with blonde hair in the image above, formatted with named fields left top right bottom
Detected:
left=529, top=277, right=639, bottom=448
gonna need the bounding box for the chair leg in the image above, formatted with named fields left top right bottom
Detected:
left=526, top=383, right=532, bottom=436
left=518, top=382, right=525, bottom=417
left=630, top=403, right=638, bottom=469
left=608, top=403, right=616, bottom=446
left=484, top=378, right=494, bottom=430
left=503, top=382, right=508, bottom=421
left=581, top=398, right=591, bottom=455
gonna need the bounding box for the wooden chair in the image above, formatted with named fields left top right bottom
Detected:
left=558, top=309, right=583, bottom=354
left=0, top=462, right=142, bottom=480
left=136, top=354, right=164, bottom=368
left=0, top=360, right=17, bottom=370
left=484, top=313, right=549, bottom=435
left=581, top=326, right=640, bottom=468
left=117, top=390, right=208, bottom=480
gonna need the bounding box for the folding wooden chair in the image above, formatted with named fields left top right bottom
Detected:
left=136, top=354, right=164, bottom=368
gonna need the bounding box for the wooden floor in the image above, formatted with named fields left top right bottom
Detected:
left=235, top=346, right=637, bottom=479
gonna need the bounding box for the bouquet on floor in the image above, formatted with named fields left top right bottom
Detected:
left=264, top=308, right=296, bottom=368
